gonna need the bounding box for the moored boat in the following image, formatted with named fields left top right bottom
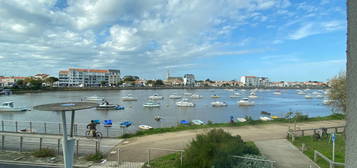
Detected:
left=0, top=101, right=28, bottom=112
left=273, top=91, right=281, bottom=95
left=148, top=94, right=164, bottom=100
left=138, top=125, right=153, bottom=130
left=176, top=99, right=195, bottom=107
left=305, top=95, right=313, bottom=99
left=260, top=116, right=272, bottom=121
left=238, top=98, right=255, bottom=106
left=169, top=94, right=182, bottom=99
left=86, top=96, right=104, bottom=101
left=191, top=94, right=203, bottom=99
left=211, top=94, right=220, bottom=98
left=96, top=101, right=124, bottom=110
left=121, top=94, right=137, bottom=101
left=248, top=92, right=258, bottom=99
left=120, top=121, right=133, bottom=128
left=143, top=102, right=160, bottom=108
left=237, top=118, right=247, bottom=122
left=192, top=120, right=204, bottom=125
left=211, top=101, right=228, bottom=107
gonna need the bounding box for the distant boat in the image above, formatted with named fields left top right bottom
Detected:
left=148, top=94, right=164, bottom=100
left=238, top=98, right=255, bottom=106
left=260, top=117, right=272, bottom=121
left=96, top=101, right=124, bottom=110
left=237, top=118, right=247, bottom=122
left=180, top=120, right=190, bottom=125
left=297, top=91, right=306, bottom=95
left=273, top=91, right=281, bottom=95
left=183, top=93, right=193, bottom=96
left=86, top=96, right=104, bottom=101
left=138, top=125, right=153, bottom=130
left=192, top=120, right=204, bottom=125
left=169, top=93, right=182, bottom=99
left=323, top=99, right=333, bottom=105
left=176, top=99, right=195, bottom=107
left=0, top=101, right=28, bottom=112
left=312, top=91, right=321, bottom=95
left=230, top=94, right=240, bottom=98
left=191, top=94, right=203, bottom=99
left=248, top=92, right=258, bottom=99
left=305, top=95, right=313, bottom=99
left=120, top=121, right=133, bottom=128
left=271, top=116, right=280, bottom=119
left=211, top=101, right=228, bottom=107
left=211, top=94, right=220, bottom=98
left=143, top=102, right=160, bottom=108
left=315, top=95, right=324, bottom=99
left=121, top=94, right=137, bottom=101
left=260, top=111, right=271, bottom=115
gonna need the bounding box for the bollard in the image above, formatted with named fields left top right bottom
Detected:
left=39, top=138, right=43, bottom=150
left=29, top=122, right=32, bottom=133
left=1, top=120, right=4, bottom=132
left=57, top=139, right=61, bottom=155
left=117, top=148, right=120, bottom=166
left=58, top=123, right=61, bottom=134
left=1, top=135, right=4, bottom=150
left=15, top=121, right=18, bottom=132
left=19, top=136, right=23, bottom=152
left=180, top=151, right=183, bottom=166
left=44, top=122, right=47, bottom=134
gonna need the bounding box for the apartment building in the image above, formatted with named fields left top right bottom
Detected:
left=58, top=68, right=120, bottom=87
left=183, top=74, right=195, bottom=86
left=240, top=76, right=270, bottom=87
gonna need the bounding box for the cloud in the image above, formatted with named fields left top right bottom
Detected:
left=288, top=20, right=345, bottom=40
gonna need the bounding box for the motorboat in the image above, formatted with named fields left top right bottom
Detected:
left=86, top=96, right=104, bottom=101
left=237, top=118, right=247, bottom=122
left=176, top=99, right=195, bottom=107
left=143, top=102, right=160, bottom=108
left=271, top=116, right=280, bottom=119
left=120, top=121, right=133, bottom=128
left=148, top=94, right=164, bottom=100
left=180, top=120, right=190, bottom=125
left=211, top=101, right=228, bottom=107
left=121, top=94, right=137, bottom=101
left=273, top=91, right=281, bottom=95
left=248, top=92, right=258, bottom=99
left=238, top=98, right=255, bottom=106
left=183, top=92, right=193, bottom=96
left=96, top=101, right=124, bottom=110
left=0, top=101, right=28, bottom=112
left=230, top=94, right=240, bottom=98
left=315, top=95, right=324, bottom=99
left=211, top=94, right=220, bottom=98
left=169, top=94, right=182, bottom=99
left=138, top=125, right=153, bottom=130
left=192, top=120, right=204, bottom=125
left=191, top=94, right=203, bottom=99
left=297, top=91, right=306, bottom=95
left=305, top=95, right=313, bottom=99
left=260, top=117, right=272, bottom=121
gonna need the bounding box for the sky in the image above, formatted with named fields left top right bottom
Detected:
left=0, top=0, right=346, bottom=81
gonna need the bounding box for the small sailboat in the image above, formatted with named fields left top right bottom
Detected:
left=96, top=101, right=124, bottom=110
left=315, top=94, right=324, bottom=99
left=211, top=94, right=220, bottom=98
left=237, top=118, right=247, bottom=122
left=191, top=94, right=203, bottom=99
left=238, top=98, right=255, bottom=106
left=169, top=93, right=182, bottom=99
left=271, top=116, right=280, bottom=119
left=305, top=95, right=313, bottom=99
left=260, top=117, right=272, bottom=121
left=86, top=96, right=104, bottom=101
left=248, top=92, right=258, bottom=99
left=138, top=125, right=153, bottom=130
left=143, top=102, right=160, bottom=108
left=273, top=91, right=281, bottom=95
left=148, top=94, right=164, bottom=100
left=180, top=120, right=190, bottom=125
left=192, top=120, right=204, bottom=125
left=120, top=121, right=133, bottom=128
left=121, top=94, right=137, bottom=101
left=183, top=92, right=193, bottom=96
left=176, top=99, right=195, bottom=107
left=211, top=101, right=228, bottom=107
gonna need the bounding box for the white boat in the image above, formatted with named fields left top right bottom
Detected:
left=148, top=94, right=164, bottom=100
left=305, top=95, right=313, bottom=99
left=121, top=94, right=137, bottom=101
left=230, top=94, right=240, bottom=98
left=323, top=99, right=333, bottom=105
left=192, top=120, right=204, bottom=125
left=96, top=102, right=124, bottom=110
left=211, top=101, right=227, bottom=107
left=297, top=91, right=306, bottom=95
left=183, top=93, right=193, bottom=96
left=143, top=102, right=160, bottom=108
left=237, top=118, right=247, bottom=122
left=238, top=98, right=255, bottom=106
left=315, top=95, right=324, bottom=99
left=273, top=91, right=281, bottom=95
left=86, top=96, right=104, bottom=101
left=211, top=94, right=220, bottom=98
left=138, top=125, right=153, bottom=130
left=176, top=99, right=195, bottom=107
left=191, top=94, right=203, bottom=99
left=0, top=102, right=28, bottom=112
left=248, top=92, right=258, bottom=99
left=169, top=94, right=182, bottom=99
left=312, top=91, right=321, bottom=95
left=260, top=117, right=272, bottom=121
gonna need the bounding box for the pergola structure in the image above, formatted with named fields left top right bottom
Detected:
left=34, top=102, right=98, bottom=168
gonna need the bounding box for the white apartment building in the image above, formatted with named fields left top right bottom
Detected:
left=183, top=74, right=195, bottom=86
left=240, top=76, right=270, bottom=87
left=58, top=68, right=120, bottom=87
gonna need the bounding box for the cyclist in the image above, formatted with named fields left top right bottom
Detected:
left=87, top=120, right=97, bottom=137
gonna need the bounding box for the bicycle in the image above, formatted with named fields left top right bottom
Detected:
left=85, top=129, right=103, bottom=139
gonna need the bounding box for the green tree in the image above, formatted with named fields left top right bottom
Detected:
left=44, top=77, right=58, bottom=87
left=328, top=73, right=346, bottom=113
left=155, top=80, right=164, bottom=86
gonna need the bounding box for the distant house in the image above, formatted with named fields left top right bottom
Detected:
left=183, top=74, right=195, bottom=86
left=0, top=76, right=26, bottom=87
left=165, top=77, right=183, bottom=86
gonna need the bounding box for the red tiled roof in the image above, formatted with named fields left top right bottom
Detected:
left=69, top=68, right=109, bottom=73
left=59, top=70, right=69, bottom=74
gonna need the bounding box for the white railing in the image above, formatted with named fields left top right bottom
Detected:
left=314, top=150, right=345, bottom=168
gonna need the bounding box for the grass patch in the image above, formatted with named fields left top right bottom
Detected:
left=85, top=152, right=104, bottom=163
left=32, top=148, right=56, bottom=158
left=120, top=114, right=344, bottom=139
left=291, top=134, right=345, bottom=168
left=142, top=153, right=181, bottom=168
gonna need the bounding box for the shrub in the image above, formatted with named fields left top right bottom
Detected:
left=295, top=112, right=309, bottom=121
left=182, top=129, right=260, bottom=168
left=234, top=154, right=272, bottom=168
left=85, top=152, right=104, bottom=162
left=32, top=148, right=56, bottom=158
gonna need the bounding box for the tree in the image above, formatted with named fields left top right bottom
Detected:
left=328, top=73, right=346, bottom=113
left=44, top=77, right=58, bottom=87
left=154, top=80, right=164, bottom=86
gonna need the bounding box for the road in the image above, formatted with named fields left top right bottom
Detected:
left=110, top=120, right=345, bottom=162
left=0, top=162, right=58, bottom=168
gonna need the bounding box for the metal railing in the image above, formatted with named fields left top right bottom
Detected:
left=287, top=125, right=345, bottom=142
left=232, top=155, right=276, bottom=168
left=314, top=150, right=345, bottom=168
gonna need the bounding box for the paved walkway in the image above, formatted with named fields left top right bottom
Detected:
left=255, top=139, right=318, bottom=168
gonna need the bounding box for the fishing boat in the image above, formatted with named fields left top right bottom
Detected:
left=0, top=101, right=28, bottom=112
left=180, top=120, right=190, bottom=125
left=143, top=102, right=160, bottom=108
left=176, top=99, right=195, bottom=107
left=86, top=96, right=104, bottom=101
left=192, top=120, right=204, bottom=125
left=211, top=94, right=220, bottom=98
left=238, top=98, right=255, bottom=106
left=191, top=94, right=203, bottom=99
left=237, top=118, right=247, bottom=122
left=138, top=125, right=153, bottom=130
left=273, top=91, right=281, bottom=95
left=248, top=92, right=258, bottom=99
left=148, top=94, right=164, bottom=100
left=96, top=101, right=124, bottom=110
left=120, top=121, right=133, bottom=128
left=211, top=101, right=228, bottom=107
left=121, top=94, right=137, bottom=101
left=305, top=95, right=313, bottom=99
left=260, top=117, right=272, bottom=121
left=169, top=94, right=182, bottom=99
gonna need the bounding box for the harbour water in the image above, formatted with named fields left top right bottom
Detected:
left=0, top=89, right=333, bottom=131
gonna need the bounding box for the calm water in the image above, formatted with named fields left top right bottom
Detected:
left=0, top=89, right=333, bottom=129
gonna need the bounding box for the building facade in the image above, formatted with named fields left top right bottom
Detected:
left=240, top=76, right=270, bottom=87
left=183, top=74, right=195, bottom=86
left=0, top=77, right=26, bottom=87
left=58, top=68, right=120, bottom=87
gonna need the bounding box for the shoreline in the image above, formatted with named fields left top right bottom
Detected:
left=8, top=86, right=328, bottom=94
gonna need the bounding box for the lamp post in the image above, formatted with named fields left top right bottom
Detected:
left=34, top=102, right=97, bottom=168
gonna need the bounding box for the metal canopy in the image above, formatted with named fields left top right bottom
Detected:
left=33, top=102, right=98, bottom=112
left=33, top=101, right=97, bottom=168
